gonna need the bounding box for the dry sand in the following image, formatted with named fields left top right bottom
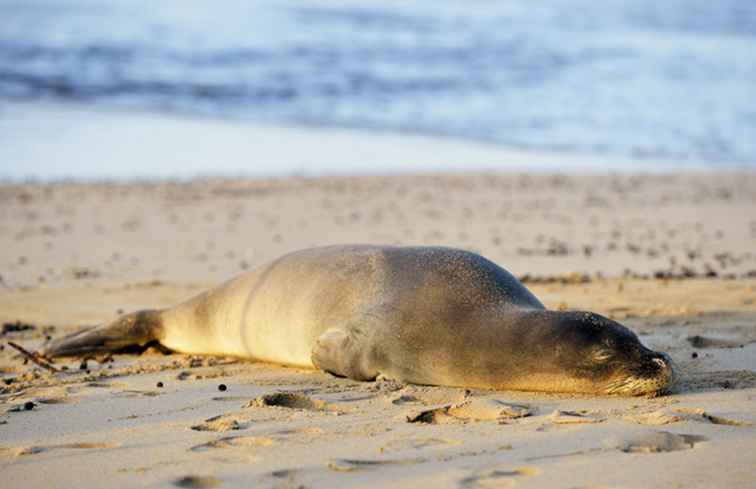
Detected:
left=1, top=173, right=755, bottom=489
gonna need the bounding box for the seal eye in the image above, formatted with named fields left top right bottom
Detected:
left=591, top=348, right=613, bottom=363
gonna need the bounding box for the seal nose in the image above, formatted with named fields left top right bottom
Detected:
left=652, top=357, right=667, bottom=370
left=651, top=358, right=667, bottom=368
left=651, top=353, right=676, bottom=385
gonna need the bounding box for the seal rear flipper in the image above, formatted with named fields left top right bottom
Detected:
left=42, top=310, right=163, bottom=358
left=311, top=328, right=378, bottom=381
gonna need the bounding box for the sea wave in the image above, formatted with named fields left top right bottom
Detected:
left=1, top=0, right=755, bottom=164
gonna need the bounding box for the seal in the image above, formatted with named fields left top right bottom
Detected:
left=43, top=245, right=675, bottom=396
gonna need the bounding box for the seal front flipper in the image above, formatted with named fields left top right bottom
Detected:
left=311, top=328, right=378, bottom=381
left=43, top=310, right=163, bottom=358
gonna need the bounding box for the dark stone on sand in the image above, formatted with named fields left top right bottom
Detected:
left=2, top=321, right=36, bottom=335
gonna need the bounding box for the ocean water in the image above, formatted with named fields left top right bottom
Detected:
left=1, top=0, right=755, bottom=167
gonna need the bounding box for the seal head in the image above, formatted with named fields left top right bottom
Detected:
left=532, top=310, right=675, bottom=396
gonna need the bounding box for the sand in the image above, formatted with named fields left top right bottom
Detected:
left=1, top=172, right=755, bottom=489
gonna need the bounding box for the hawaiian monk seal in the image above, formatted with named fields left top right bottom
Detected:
left=43, top=245, right=675, bottom=396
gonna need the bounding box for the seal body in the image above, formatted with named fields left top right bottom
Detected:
left=44, top=245, right=675, bottom=396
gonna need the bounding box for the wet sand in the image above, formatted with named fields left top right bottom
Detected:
left=1, top=173, right=755, bottom=489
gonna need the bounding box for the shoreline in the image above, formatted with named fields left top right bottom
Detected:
left=2, top=101, right=750, bottom=183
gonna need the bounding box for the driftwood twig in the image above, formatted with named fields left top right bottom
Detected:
left=7, top=342, right=60, bottom=373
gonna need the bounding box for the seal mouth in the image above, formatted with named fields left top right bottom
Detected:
left=603, top=352, right=677, bottom=397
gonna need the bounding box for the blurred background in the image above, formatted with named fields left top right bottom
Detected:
left=1, top=0, right=755, bottom=179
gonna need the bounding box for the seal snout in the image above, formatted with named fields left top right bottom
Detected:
left=651, top=354, right=673, bottom=376
left=651, top=352, right=677, bottom=389
left=607, top=351, right=676, bottom=397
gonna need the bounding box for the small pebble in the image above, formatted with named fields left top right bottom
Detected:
left=691, top=352, right=698, bottom=359
left=24, top=401, right=35, bottom=411
left=3, top=378, right=13, bottom=385
left=79, top=360, right=88, bottom=370
left=157, top=381, right=164, bottom=388
left=218, top=384, right=227, bottom=392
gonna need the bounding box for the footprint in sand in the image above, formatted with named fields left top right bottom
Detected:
left=625, top=408, right=750, bottom=426
left=380, top=437, right=460, bottom=453
left=608, top=431, right=707, bottom=453
left=190, top=414, right=247, bottom=432
left=332, top=392, right=378, bottom=403
left=623, top=409, right=683, bottom=426
left=674, top=408, right=751, bottom=426
left=82, top=381, right=124, bottom=390
left=115, top=389, right=163, bottom=398
left=327, top=457, right=425, bottom=472
left=391, top=386, right=469, bottom=406
left=407, top=399, right=532, bottom=424
left=189, top=435, right=275, bottom=452
left=459, top=466, right=540, bottom=488
left=548, top=410, right=605, bottom=425
left=0, top=442, right=117, bottom=458
left=449, top=400, right=532, bottom=421
left=173, top=475, right=222, bottom=489
left=117, top=460, right=183, bottom=474
left=245, top=391, right=340, bottom=413
left=211, top=396, right=250, bottom=402
left=266, top=468, right=309, bottom=489
left=276, top=426, right=325, bottom=435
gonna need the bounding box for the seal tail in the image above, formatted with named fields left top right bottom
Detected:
left=42, top=309, right=164, bottom=358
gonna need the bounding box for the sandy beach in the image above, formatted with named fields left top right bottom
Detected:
left=1, top=172, right=755, bottom=489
